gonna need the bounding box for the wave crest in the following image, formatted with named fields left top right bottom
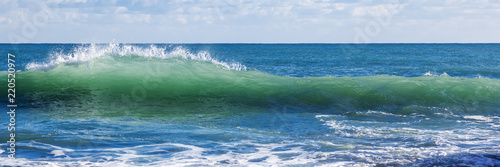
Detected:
left=25, top=43, right=247, bottom=71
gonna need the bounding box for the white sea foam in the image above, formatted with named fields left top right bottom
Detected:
left=0, top=141, right=322, bottom=166
left=1, top=113, right=498, bottom=166
left=424, top=71, right=451, bottom=77
left=316, top=113, right=500, bottom=149
left=463, top=115, right=494, bottom=122
left=25, top=43, right=246, bottom=71
left=2, top=139, right=498, bottom=167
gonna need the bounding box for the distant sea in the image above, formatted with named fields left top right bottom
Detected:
left=1, top=43, right=499, bottom=166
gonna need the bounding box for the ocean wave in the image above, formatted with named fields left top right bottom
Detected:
left=25, top=43, right=246, bottom=71
left=2, top=45, right=499, bottom=116
left=5, top=63, right=500, bottom=117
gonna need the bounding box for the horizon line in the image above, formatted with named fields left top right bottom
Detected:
left=1, top=42, right=500, bottom=44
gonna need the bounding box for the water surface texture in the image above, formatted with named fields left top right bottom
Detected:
left=0, top=44, right=499, bottom=166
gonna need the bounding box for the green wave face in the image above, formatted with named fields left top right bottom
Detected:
left=6, top=55, right=500, bottom=118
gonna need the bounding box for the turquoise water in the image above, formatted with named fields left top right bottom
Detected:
left=0, top=44, right=499, bottom=166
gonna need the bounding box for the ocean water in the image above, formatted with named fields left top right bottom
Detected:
left=0, top=43, right=499, bottom=166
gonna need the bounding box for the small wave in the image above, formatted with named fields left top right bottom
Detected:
left=25, top=43, right=246, bottom=71
left=424, top=71, right=450, bottom=77
left=463, top=115, right=500, bottom=123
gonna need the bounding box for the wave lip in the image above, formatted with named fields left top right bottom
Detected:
left=25, top=43, right=246, bottom=71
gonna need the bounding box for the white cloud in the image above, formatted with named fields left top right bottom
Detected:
left=269, top=6, right=293, bottom=16
left=47, top=0, right=88, bottom=4
left=176, top=15, right=187, bottom=24
left=333, top=3, right=348, bottom=11
left=352, top=4, right=406, bottom=17
left=321, top=9, right=334, bottom=14
left=116, top=14, right=151, bottom=24
left=64, top=12, right=88, bottom=22
left=1, top=0, right=499, bottom=43
left=115, top=6, right=127, bottom=14
left=423, top=6, right=443, bottom=12
left=132, top=0, right=158, bottom=7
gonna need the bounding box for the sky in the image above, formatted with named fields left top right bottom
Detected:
left=1, top=0, right=500, bottom=43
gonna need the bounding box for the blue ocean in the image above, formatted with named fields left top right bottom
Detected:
left=1, top=43, right=499, bottom=166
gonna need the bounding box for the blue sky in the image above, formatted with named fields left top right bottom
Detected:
left=1, top=0, right=499, bottom=43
